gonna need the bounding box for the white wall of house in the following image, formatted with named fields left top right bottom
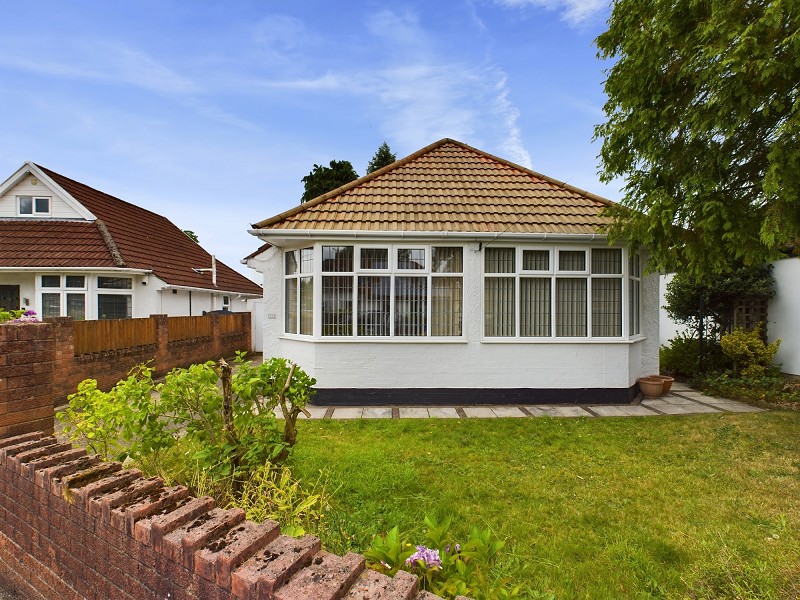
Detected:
left=659, top=273, right=689, bottom=345
left=0, top=176, right=86, bottom=219
left=255, top=242, right=659, bottom=391
left=768, top=257, right=800, bottom=376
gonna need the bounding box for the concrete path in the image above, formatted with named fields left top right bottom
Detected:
left=289, top=381, right=765, bottom=420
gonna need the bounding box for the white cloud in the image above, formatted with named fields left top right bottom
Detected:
left=494, top=0, right=607, bottom=26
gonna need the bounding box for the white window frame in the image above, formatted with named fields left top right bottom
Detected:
left=18, top=195, right=52, bottom=217
left=96, top=275, right=133, bottom=319
left=482, top=245, right=631, bottom=341
left=37, top=274, right=87, bottom=320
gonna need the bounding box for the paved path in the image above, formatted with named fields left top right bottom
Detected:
left=290, top=382, right=764, bottom=420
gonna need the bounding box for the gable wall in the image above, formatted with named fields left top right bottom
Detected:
left=0, top=177, right=88, bottom=220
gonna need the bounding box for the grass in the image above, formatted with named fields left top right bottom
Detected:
left=289, top=411, right=800, bottom=599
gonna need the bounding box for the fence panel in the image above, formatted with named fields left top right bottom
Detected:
left=218, top=313, right=246, bottom=335
left=74, top=317, right=157, bottom=355
left=168, top=316, right=213, bottom=342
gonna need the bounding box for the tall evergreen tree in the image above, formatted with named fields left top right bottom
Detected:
left=300, top=160, right=359, bottom=203
left=595, top=0, right=799, bottom=276
left=366, top=141, right=397, bottom=174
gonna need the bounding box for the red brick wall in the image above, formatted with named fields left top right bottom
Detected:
left=0, top=323, right=55, bottom=438
left=0, top=432, right=447, bottom=600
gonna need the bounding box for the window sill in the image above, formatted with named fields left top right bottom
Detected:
left=481, top=336, right=647, bottom=344
left=279, top=335, right=467, bottom=344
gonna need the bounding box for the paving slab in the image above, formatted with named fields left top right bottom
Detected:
left=645, top=401, right=720, bottom=415
left=706, top=401, right=764, bottom=413
left=399, top=407, right=430, bottom=419
left=330, top=407, right=363, bottom=419
left=491, top=407, right=527, bottom=418
left=300, top=406, right=328, bottom=419
left=463, top=406, right=498, bottom=418
left=659, top=395, right=697, bottom=405
left=525, top=406, right=593, bottom=417
left=428, top=407, right=460, bottom=419
left=363, top=407, right=392, bottom=419
left=589, top=405, right=658, bottom=417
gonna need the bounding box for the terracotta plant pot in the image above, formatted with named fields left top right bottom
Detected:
left=649, top=374, right=674, bottom=394
left=638, top=376, right=665, bottom=399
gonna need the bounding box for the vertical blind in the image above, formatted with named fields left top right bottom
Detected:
left=395, top=277, right=427, bottom=336
left=555, top=278, right=587, bottom=337
left=520, top=278, right=551, bottom=336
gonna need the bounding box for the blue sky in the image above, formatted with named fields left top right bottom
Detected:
left=0, top=0, right=616, bottom=281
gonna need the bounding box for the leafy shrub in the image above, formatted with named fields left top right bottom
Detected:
left=660, top=333, right=729, bottom=378
left=699, top=372, right=800, bottom=407
left=0, top=308, right=38, bottom=323
left=57, top=354, right=316, bottom=486
left=365, top=516, right=525, bottom=600
left=720, top=325, right=781, bottom=377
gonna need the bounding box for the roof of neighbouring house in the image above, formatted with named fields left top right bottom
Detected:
left=252, top=138, right=615, bottom=235
left=0, top=164, right=262, bottom=295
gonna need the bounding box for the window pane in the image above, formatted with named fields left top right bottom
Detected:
left=19, top=196, right=32, bottom=214
left=484, top=277, right=515, bottom=336
left=395, top=277, right=427, bottom=335
left=591, top=249, right=622, bottom=274
left=322, top=276, right=352, bottom=335
left=556, top=278, right=587, bottom=336
left=485, top=248, right=515, bottom=273
left=299, top=277, right=313, bottom=335
left=521, top=278, right=551, bottom=336
left=360, top=248, right=388, bottom=270
left=322, top=246, right=353, bottom=272
left=559, top=251, right=586, bottom=271
left=35, top=197, right=50, bottom=213
left=97, top=277, right=132, bottom=289
left=398, top=249, right=425, bottom=270
left=432, top=247, right=463, bottom=273
left=300, top=248, right=314, bottom=273
left=357, top=276, right=390, bottom=336
left=97, top=294, right=131, bottom=319
left=66, top=293, right=85, bottom=320
left=431, top=277, right=462, bottom=336
left=41, top=293, right=60, bottom=318
left=629, top=252, right=641, bottom=278
left=285, top=251, right=298, bottom=275
left=522, top=250, right=549, bottom=271
left=630, top=279, right=641, bottom=335
left=285, top=279, right=298, bottom=334
left=65, top=275, right=85, bottom=288
left=592, top=278, right=622, bottom=336
left=41, top=275, right=60, bottom=288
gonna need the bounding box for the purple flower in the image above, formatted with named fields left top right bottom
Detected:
left=405, top=545, right=441, bottom=569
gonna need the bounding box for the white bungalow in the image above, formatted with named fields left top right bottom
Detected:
left=247, top=139, right=659, bottom=404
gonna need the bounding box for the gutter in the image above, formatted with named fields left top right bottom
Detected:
left=0, top=266, right=152, bottom=274
left=161, top=284, right=261, bottom=297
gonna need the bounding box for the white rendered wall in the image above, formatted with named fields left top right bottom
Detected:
left=768, top=257, right=800, bottom=376
left=255, top=242, right=660, bottom=391
left=0, top=177, right=86, bottom=219
left=659, top=273, right=689, bottom=345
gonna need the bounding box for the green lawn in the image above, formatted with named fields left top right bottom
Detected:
left=290, top=411, right=800, bottom=599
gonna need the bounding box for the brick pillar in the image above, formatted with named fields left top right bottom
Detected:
left=49, top=316, right=76, bottom=404
left=152, top=314, right=169, bottom=374
left=0, top=322, right=55, bottom=438
left=210, top=313, right=222, bottom=359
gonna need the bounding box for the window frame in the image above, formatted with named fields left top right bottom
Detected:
left=482, top=245, right=633, bottom=341
left=18, top=196, right=51, bottom=216
left=37, top=274, right=87, bottom=320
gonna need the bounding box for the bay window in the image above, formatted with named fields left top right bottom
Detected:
left=484, top=247, right=629, bottom=339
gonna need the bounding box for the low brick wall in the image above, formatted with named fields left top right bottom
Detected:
left=0, top=432, right=454, bottom=600
left=0, top=323, right=55, bottom=439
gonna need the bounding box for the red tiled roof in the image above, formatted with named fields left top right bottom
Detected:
left=0, top=220, right=116, bottom=267
left=253, top=139, right=614, bottom=235
left=4, top=166, right=262, bottom=295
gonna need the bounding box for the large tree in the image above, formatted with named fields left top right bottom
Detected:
left=366, top=141, right=397, bottom=174
left=595, top=0, right=800, bottom=276
left=300, top=160, right=359, bottom=203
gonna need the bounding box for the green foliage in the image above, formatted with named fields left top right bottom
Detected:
left=660, top=333, right=730, bottom=378
left=182, top=229, right=199, bottom=243
left=595, top=0, right=800, bottom=276
left=300, top=159, right=359, bottom=202
left=699, top=371, right=800, bottom=406
left=664, top=265, right=775, bottom=340
left=364, top=516, right=523, bottom=600
left=0, top=307, right=23, bottom=323
left=366, top=141, right=397, bottom=174
left=720, top=325, right=781, bottom=377
left=57, top=355, right=316, bottom=485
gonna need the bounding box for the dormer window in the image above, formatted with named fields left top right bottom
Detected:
left=19, top=196, right=51, bottom=216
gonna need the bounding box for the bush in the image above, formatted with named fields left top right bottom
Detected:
left=720, top=325, right=781, bottom=377
left=660, top=333, right=730, bottom=378
left=699, top=372, right=800, bottom=406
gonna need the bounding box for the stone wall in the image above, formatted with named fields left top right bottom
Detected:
left=0, top=432, right=452, bottom=600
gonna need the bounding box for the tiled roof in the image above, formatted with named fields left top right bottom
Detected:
left=0, top=220, right=117, bottom=267
left=253, top=139, right=614, bottom=235
left=19, top=166, right=262, bottom=295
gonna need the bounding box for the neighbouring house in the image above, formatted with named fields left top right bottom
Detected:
left=0, top=162, right=262, bottom=320
left=246, top=139, right=659, bottom=404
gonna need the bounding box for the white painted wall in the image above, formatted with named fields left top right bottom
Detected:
left=768, top=257, right=800, bottom=376
left=659, top=273, right=689, bottom=345
left=0, top=176, right=86, bottom=219
left=254, top=242, right=660, bottom=391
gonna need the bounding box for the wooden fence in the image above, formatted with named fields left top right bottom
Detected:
left=72, top=313, right=250, bottom=355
